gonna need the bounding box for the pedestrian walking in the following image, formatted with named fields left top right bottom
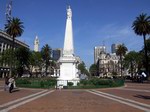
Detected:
left=8, top=76, right=15, bottom=93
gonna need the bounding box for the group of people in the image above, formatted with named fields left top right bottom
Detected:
left=4, top=76, right=16, bottom=93
left=133, top=72, right=147, bottom=83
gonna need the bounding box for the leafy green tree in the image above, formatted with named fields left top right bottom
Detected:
left=29, top=51, right=42, bottom=76
left=124, top=51, right=140, bottom=77
left=15, top=47, right=30, bottom=77
left=116, top=44, right=128, bottom=77
left=5, top=17, right=24, bottom=76
left=50, top=60, right=58, bottom=75
left=78, top=62, right=89, bottom=76
left=89, top=64, right=98, bottom=77
left=132, top=13, right=150, bottom=75
left=41, top=44, right=52, bottom=76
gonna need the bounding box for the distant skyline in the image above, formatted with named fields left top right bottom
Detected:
left=0, top=0, right=150, bottom=68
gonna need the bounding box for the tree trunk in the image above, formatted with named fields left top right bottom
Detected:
left=131, top=61, right=133, bottom=78
left=143, top=34, right=149, bottom=77
left=45, top=61, right=48, bottom=76
left=120, top=55, right=123, bottom=78
left=9, top=36, right=15, bottom=77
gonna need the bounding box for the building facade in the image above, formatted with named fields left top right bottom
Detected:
left=111, top=43, right=121, bottom=54
left=97, top=51, right=120, bottom=77
left=0, top=30, right=29, bottom=78
left=94, top=46, right=106, bottom=64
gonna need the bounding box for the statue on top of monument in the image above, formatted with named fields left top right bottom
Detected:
left=67, top=5, right=72, bottom=19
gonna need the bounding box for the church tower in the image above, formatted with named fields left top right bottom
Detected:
left=34, top=36, right=39, bottom=52
left=58, top=6, right=79, bottom=86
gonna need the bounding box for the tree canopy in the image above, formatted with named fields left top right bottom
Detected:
left=41, top=44, right=52, bottom=76
left=89, top=64, right=98, bottom=77
left=132, top=13, right=150, bottom=75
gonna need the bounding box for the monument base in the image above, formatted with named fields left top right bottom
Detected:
left=57, top=78, right=80, bottom=86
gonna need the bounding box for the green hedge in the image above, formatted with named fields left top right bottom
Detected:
left=68, top=82, right=73, bottom=87
left=16, top=78, right=57, bottom=88
left=16, top=78, right=124, bottom=89
left=68, top=78, right=124, bottom=89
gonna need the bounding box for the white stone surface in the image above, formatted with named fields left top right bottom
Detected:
left=58, top=6, right=79, bottom=86
left=34, top=36, right=39, bottom=52
left=63, top=6, right=74, bottom=56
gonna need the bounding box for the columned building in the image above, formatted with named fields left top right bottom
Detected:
left=0, top=30, right=29, bottom=78
left=50, top=48, right=62, bottom=77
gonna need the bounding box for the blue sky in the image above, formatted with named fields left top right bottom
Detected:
left=0, top=0, right=150, bottom=68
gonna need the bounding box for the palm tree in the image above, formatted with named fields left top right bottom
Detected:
left=132, top=13, right=150, bottom=76
left=5, top=17, right=24, bottom=50
left=5, top=17, right=24, bottom=76
left=116, top=44, right=128, bottom=77
left=41, top=44, right=52, bottom=76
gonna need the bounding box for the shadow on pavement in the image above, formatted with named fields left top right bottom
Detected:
left=134, top=94, right=150, bottom=100
left=12, top=89, right=20, bottom=93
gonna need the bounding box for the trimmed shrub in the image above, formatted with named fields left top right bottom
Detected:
left=40, top=81, right=44, bottom=87
left=77, top=78, right=124, bottom=89
left=15, top=78, right=31, bottom=85
left=80, top=80, right=88, bottom=86
left=16, top=78, right=57, bottom=88
left=68, top=82, right=73, bottom=87
left=16, top=78, right=124, bottom=89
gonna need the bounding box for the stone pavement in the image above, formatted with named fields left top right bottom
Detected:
left=0, top=80, right=149, bottom=112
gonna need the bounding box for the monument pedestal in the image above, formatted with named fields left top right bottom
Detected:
left=57, top=79, right=79, bottom=87
left=58, top=56, right=79, bottom=86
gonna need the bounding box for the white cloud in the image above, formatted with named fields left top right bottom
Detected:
left=95, top=23, right=143, bottom=52
left=97, top=24, right=133, bottom=39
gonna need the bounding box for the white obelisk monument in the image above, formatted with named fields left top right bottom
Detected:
left=57, top=6, right=79, bottom=86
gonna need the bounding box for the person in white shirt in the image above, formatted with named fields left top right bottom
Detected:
left=142, top=72, right=147, bottom=77
left=8, top=76, right=15, bottom=93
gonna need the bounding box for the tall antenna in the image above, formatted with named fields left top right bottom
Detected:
left=5, top=0, right=12, bottom=21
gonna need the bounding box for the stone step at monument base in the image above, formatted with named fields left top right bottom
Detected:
left=57, top=79, right=80, bottom=87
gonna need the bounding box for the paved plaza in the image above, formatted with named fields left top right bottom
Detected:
left=0, top=80, right=149, bottom=112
